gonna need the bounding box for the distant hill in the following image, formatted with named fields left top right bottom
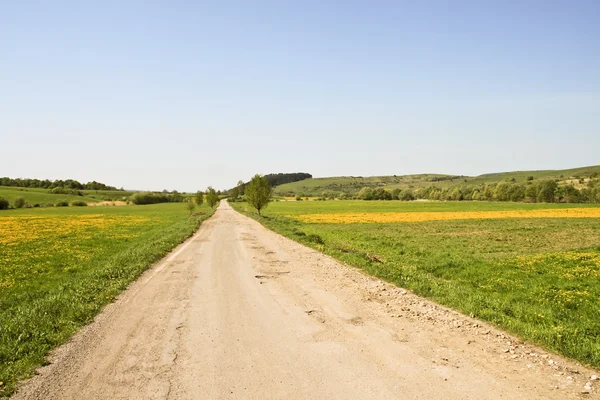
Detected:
left=274, top=165, right=600, bottom=197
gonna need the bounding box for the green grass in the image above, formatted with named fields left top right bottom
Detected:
left=0, top=186, right=137, bottom=207
left=232, top=200, right=600, bottom=368
left=0, top=186, right=100, bottom=206
left=81, top=189, right=136, bottom=201
left=0, top=203, right=216, bottom=396
left=274, top=164, right=600, bottom=196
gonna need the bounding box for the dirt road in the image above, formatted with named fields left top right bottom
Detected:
left=14, top=201, right=599, bottom=399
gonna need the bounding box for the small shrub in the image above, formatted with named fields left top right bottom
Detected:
left=70, top=200, right=88, bottom=207
left=186, top=199, right=196, bottom=215
left=55, top=201, right=69, bottom=207
left=14, top=197, right=26, bottom=209
left=400, top=190, right=415, bottom=201
left=294, top=231, right=306, bottom=237
left=306, top=234, right=324, bottom=244
left=51, top=187, right=83, bottom=196
left=0, top=197, right=9, bottom=210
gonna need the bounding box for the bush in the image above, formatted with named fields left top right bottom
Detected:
left=186, top=199, right=196, bottom=215
left=306, top=234, right=324, bottom=244
left=13, top=197, right=26, bottom=209
left=0, top=197, right=9, bottom=210
left=357, top=187, right=374, bottom=200
left=51, top=187, right=83, bottom=196
left=400, top=190, right=415, bottom=201
left=194, top=191, right=204, bottom=206
left=55, top=201, right=69, bottom=207
left=70, top=200, right=88, bottom=207
left=130, top=191, right=183, bottom=205
left=205, top=187, right=220, bottom=208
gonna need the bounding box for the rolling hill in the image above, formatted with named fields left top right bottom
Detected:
left=273, top=165, right=600, bottom=197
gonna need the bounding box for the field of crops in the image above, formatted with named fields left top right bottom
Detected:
left=231, top=200, right=600, bottom=368
left=0, top=203, right=214, bottom=395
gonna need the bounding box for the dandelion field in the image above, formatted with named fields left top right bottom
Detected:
left=0, top=203, right=214, bottom=396
left=232, top=200, right=600, bottom=368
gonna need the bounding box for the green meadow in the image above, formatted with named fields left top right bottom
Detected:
left=0, top=186, right=137, bottom=207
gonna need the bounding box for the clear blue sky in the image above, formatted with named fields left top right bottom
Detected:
left=1, top=1, right=599, bottom=191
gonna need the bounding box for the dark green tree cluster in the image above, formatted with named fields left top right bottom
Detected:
left=0, top=197, right=10, bottom=209
left=356, top=187, right=414, bottom=201
left=130, top=191, right=184, bottom=205
left=263, top=173, right=312, bottom=187
left=357, top=187, right=393, bottom=200
left=0, top=177, right=120, bottom=191
left=230, top=173, right=311, bottom=196
left=352, top=179, right=600, bottom=203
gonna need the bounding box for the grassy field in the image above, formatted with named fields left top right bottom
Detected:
left=82, top=189, right=136, bottom=201
left=231, top=200, right=600, bottom=368
left=0, top=186, right=137, bottom=207
left=274, top=165, right=600, bottom=196
left=0, top=186, right=100, bottom=206
left=0, top=203, right=215, bottom=396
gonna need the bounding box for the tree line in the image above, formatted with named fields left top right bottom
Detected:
left=228, top=172, right=311, bottom=196
left=0, top=177, right=120, bottom=191
left=130, top=191, right=186, bottom=205
left=263, top=172, right=312, bottom=187
left=350, top=180, right=600, bottom=203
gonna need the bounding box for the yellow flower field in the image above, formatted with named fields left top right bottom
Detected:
left=291, top=207, right=600, bottom=223
left=0, top=214, right=149, bottom=246
left=513, top=251, right=600, bottom=279
left=0, top=214, right=151, bottom=290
